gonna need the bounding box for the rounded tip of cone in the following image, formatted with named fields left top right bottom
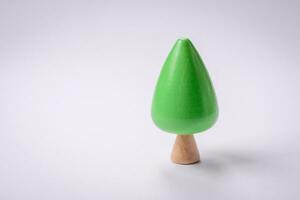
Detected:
left=175, top=38, right=193, bottom=47
left=177, top=37, right=191, bottom=42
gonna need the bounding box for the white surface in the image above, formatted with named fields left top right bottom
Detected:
left=0, top=0, right=299, bottom=199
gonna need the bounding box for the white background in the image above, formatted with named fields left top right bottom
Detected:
left=0, top=0, right=299, bottom=199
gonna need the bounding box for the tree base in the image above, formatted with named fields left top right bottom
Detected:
left=171, top=135, right=200, bottom=164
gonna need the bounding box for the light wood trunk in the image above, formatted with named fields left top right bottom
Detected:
left=171, top=135, right=200, bottom=164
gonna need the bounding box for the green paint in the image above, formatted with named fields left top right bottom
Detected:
left=151, top=38, right=218, bottom=134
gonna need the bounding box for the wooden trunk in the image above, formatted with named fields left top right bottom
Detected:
left=171, top=135, right=200, bottom=164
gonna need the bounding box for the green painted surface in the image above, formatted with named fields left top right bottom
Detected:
left=151, top=38, right=218, bottom=134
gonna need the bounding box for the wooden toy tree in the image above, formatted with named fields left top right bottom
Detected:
left=151, top=38, right=218, bottom=164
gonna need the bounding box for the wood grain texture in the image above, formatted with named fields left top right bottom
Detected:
left=171, top=135, right=200, bottom=164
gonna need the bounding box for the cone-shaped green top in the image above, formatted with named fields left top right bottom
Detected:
left=151, top=38, right=218, bottom=134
